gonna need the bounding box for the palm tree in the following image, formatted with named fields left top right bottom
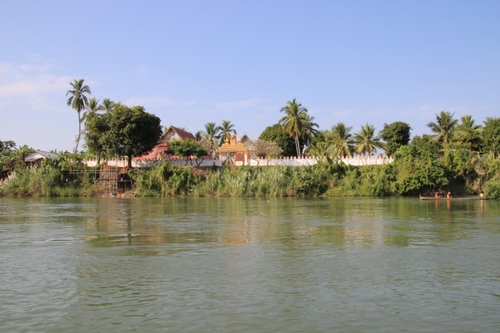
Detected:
left=66, top=79, right=91, bottom=153
left=300, top=113, right=319, bottom=152
left=100, top=98, right=116, bottom=113
left=328, top=122, right=355, bottom=157
left=279, top=99, right=309, bottom=157
left=217, top=120, right=237, bottom=145
left=427, top=111, right=458, bottom=147
left=81, top=97, right=101, bottom=124
left=454, top=115, right=482, bottom=150
left=354, top=123, right=385, bottom=155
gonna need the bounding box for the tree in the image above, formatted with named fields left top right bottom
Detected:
left=391, top=145, right=448, bottom=195
left=107, top=105, right=162, bottom=168
left=328, top=122, right=355, bottom=157
left=259, top=124, right=295, bottom=157
left=411, top=134, right=441, bottom=156
left=247, top=139, right=283, bottom=165
left=217, top=120, right=237, bottom=145
left=427, top=111, right=458, bottom=147
left=166, top=140, right=208, bottom=166
left=198, top=122, right=220, bottom=157
left=66, top=79, right=91, bottom=153
left=454, top=115, right=482, bottom=151
left=300, top=113, right=319, bottom=152
left=100, top=98, right=116, bottom=113
left=84, top=110, right=111, bottom=164
left=279, top=99, right=310, bottom=157
left=354, top=123, right=385, bottom=155
left=379, top=121, right=412, bottom=157
left=482, top=117, right=500, bottom=156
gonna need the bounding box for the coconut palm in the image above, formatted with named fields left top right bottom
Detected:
left=300, top=113, right=319, bottom=151
left=217, top=120, right=237, bottom=145
left=81, top=97, right=101, bottom=124
left=198, top=122, right=221, bottom=158
left=454, top=115, right=482, bottom=150
left=354, top=123, right=385, bottom=155
left=328, top=122, right=355, bottom=157
left=100, top=98, right=116, bottom=113
left=427, top=111, right=458, bottom=147
left=279, top=99, right=310, bottom=157
left=66, top=79, right=91, bottom=153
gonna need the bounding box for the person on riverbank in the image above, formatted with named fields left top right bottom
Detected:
left=434, top=191, right=440, bottom=198
left=447, top=192, right=452, bottom=198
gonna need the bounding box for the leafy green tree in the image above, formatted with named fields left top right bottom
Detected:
left=427, top=111, right=458, bottom=148
left=66, top=79, right=91, bottom=153
left=379, top=121, right=411, bottom=157
left=107, top=105, right=162, bottom=168
left=453, top=115, right=482, bottom=151
left=391, top=145, right=448, bottom=195
left=0, top=140, right=16, bottom=177
left=482, top=117, right=500, bottom=156
left=166, top=139, right=208, bottom=166
left=84, top=111, right=111, bottom=164
left=328, top=122, right=355, bottom=157
left=217, top=120, right=237, bottom=145
left=411, top=134, right=441, bottom=156
left=354, top=123, right=385, bottom=155
left=259, top=124, right=295, bottom=157
left=279, top=99, right=310, bottom=157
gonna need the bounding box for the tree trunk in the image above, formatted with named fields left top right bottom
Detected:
left=74, top=111, right=82, bottom=154
left=127, top=155, right=132, bottom=169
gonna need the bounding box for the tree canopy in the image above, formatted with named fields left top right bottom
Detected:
left=84, top=104, right=162, bottom=168
left=379, top=121, right=411, bottom=157
left=259, top=124, right=295, bottom=157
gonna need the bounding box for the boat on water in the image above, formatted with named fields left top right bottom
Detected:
left=419, top=195, right=491, bottom=201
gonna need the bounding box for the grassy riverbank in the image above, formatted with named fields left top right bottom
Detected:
left=2, top=149, right=500, bottom=198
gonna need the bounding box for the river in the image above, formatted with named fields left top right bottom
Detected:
left=1, top=197, right=499, bottom=332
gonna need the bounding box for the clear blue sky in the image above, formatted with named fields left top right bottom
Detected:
left=1, top=0, right=499, bottom=152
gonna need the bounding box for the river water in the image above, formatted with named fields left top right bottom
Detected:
left=1, top=197, right=499, bottom=332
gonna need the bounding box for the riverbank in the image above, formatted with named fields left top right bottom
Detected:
left=2, top=159, right=498, bottom=198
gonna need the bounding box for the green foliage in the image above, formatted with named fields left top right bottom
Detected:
left=482, top=117, right=500, bottom=156
left=427, top=111, right=458, bottom=147
left=391, top=145, right=448, bottom=195
left=259, top=124, right=295, bottom=157
left=166, top=140, right=208, bottom=165
left=379, top=121, right=411, bottom=157
left=411, top=135, right=441, bottom=156
left=66, top=79, right=91, bottom=152
left=279, top=99, right=317, bottom=157
left=354, top=123, right=385, bottom=155
left=483, top=179, right=500, bottom=199
left=109, top=105, right=162, bottom=167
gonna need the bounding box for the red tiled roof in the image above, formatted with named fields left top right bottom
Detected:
left=161, top=126, right=196, bottom=141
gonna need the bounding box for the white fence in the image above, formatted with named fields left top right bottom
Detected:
left=84, top=156, right=393, bottom=168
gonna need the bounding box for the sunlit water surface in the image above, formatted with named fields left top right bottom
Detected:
left=1, top=197, right=499, bottom=332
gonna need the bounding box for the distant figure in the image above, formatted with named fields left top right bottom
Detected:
left=447, top=192, right=452, bottom=198
left=480, top=191, right=485, bottom=198
left=434, top=191, right=440, bottom=198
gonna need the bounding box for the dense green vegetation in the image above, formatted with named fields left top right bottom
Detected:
left=2, top=82, right=500, bottom=199
left=3, top=144, right=500, bottom=198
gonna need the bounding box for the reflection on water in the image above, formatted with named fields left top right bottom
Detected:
left=1, top=197, right=499, bottom=332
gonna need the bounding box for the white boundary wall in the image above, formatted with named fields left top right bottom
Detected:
left=84, top=156, right=393, bottom=168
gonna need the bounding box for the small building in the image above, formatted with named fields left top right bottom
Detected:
left=134, top=125, right=197, bottom=161
left=24, top=150, right=58, bottom=165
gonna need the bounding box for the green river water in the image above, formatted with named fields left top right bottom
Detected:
left=1, top=197, right=499, bottom=332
